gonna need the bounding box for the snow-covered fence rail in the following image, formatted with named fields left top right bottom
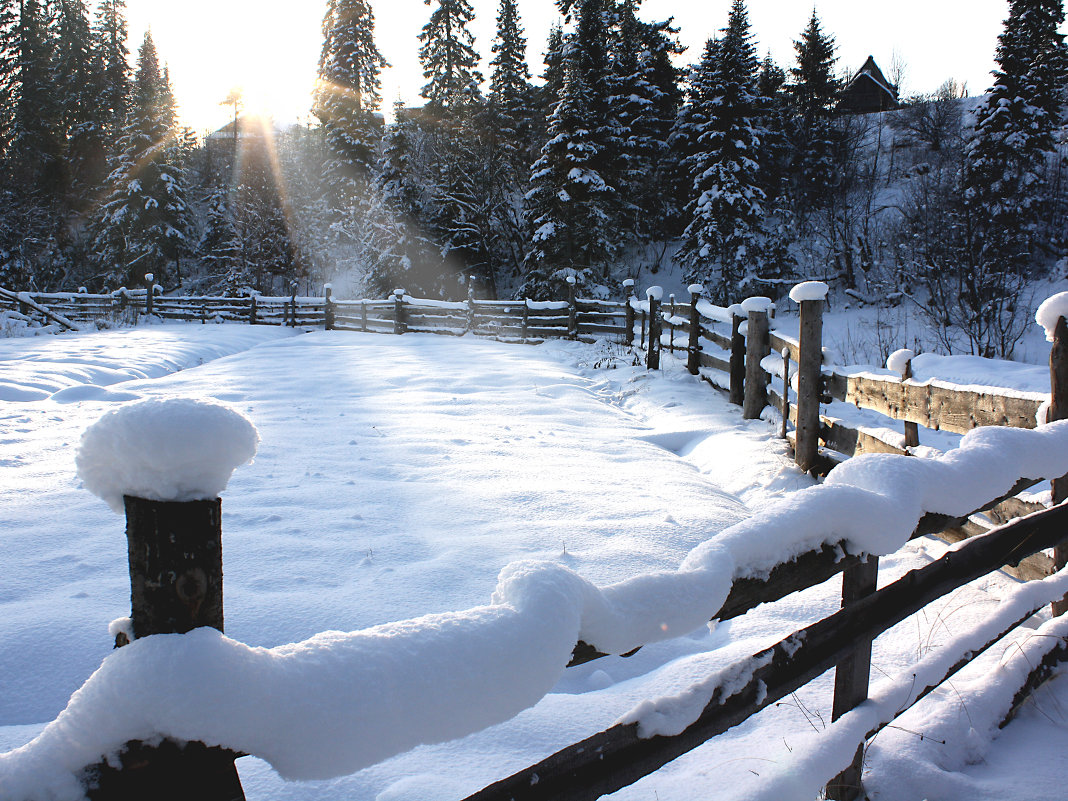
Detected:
left=465, top=502, right=1068, bottom=801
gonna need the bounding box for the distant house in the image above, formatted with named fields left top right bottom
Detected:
left=839, top=56, right=899, bottom=113
left=204, top=115, right=275, bottom=154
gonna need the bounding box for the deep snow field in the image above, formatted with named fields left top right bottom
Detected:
left=2, top=322, right=1068, bottom=800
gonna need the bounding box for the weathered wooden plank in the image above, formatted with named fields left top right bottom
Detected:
left=829, top=372, right=1042, bottom=434
left=768, top=330, right=801, bottom=364
left=705, top=328, right=732, bottom=351
left=698, top=351, right=731, bottom=374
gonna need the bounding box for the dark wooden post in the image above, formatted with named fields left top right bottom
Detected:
left=84, top=495, right=245, bottom=800
left=742, top=304, right=770, bottom=420
left=825, top=557, right=879, bottom=801
left=567, top=276, right=578, bottom=340
left=521, top=301, right=529, bottom=339
left=288, top=281, right=298, bottom=328
left=781, top=348, right=790, bottom=440
left=201, top=304, right=208, bottom=324
left=144, top=273, right=154, bottom=316
left=729, top=310, right=746, bottom=406
left=623, top=279, right=635, bottom=346
left=901, top=358, right=920, bottom=449
left=466, top=285, right=476, bottom=333
left=324, top=285, right=334, bottom=331
left=646, top=287, right=663, bottom=370
left=667, top=293, right=676, bottom=353
left=640, top=310, right=647, bottom=349
left=794, top=295, right=826, bottom=473
left=393, top=289, right=406, bottom=335
left=686, top=284, right=703, bottom=375
left=248, top=294, right=257, bottom=325
left=360, top=299, right=368, bottom=332
left=1050, top=316, right=1068, bottom=616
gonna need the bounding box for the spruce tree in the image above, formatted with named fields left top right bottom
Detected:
left=93, top=32, right=192, bottom=289
left=676, top=0, right=766, bottom=301
left=314, top=0, right=388, bottom=187
left=958, top=0, right=1068, bottom=355
left=419, top=0, right=482, bottom=110
left=54, top=0, right=104, bottom=211
left=788, top=9, right=840, bottom=217
left=490, top=0, right=529, bottom=109
left=91, top=0, right=129, bottom=151
left=10, top=0, right=63, bottom=198
left=521, top=56, right=615, bottom=297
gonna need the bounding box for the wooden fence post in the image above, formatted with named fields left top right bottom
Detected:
left=623, top=279, right=635, bottom=346
left=324, top=284, right=334, bottom=331
left=781, top=348, right=790, bottom=440
left=793, top=284, right=827, bottom=473
left=667, top=293, right=676, bottom=353
left=825, top=557, right=879, bottom=801
left=288, top=281, right=298, bottom=328
left=393, top=289, right=406, bottom=335
left=729, top=309, right=746, bottom=407
left=521, top=301, right=529, bottom=339
left=1050, top=315, right=1068, bottom=616
left=646, top=287, right=663, bottom=370
left=902, top=358, right=919, bottom=449
left=742, top=299, right=771, bottom=420
left=567, top=276, right=578, bottom=340
left=686, top=284, right=703, bottom=376
left=248, top=294, right=257, bottom=325
left=84, top=495, right=245, bottom=800
left=467, top=285, right=476, bottom=333
left=144, top=273, right=154, bottom=317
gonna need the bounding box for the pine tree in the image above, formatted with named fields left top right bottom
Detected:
left=610, top=2, right=681, bottom=244
left=419, top=0, right=482, bottom=110
left=314, top=0, right=388, bottom=188
left=787, top=9, right=840, bottom=216
left=54, top=0, right=105, bottom=211
left=521, top=56, right=615, bottom=297
left=91, top=0, right=129, bottom=151
left=675, top=0, right=765, bottom=302
left=489, top=0, right=534, bottom=176
left=490, top=0, right=529, bottom=109
left=93, top=32, right=192, bottom=289
left=958, top=0, right=1068, bottom=355
left=10, top=0, right=63, bottom=198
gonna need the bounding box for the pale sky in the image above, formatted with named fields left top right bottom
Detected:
left=125, top=0, right=1028, bottom=135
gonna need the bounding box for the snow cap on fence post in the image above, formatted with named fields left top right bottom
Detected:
left=646, top=285, right=663, bottom=301
left=688, top=284, right=704, bottom=297
left=75, top=398, right=259, bottom=514
left=788, top=281, right=829, bottom=304
left=1036, top=292, right=1068, bottom=342
left=622, top=278, right=635, bottom=291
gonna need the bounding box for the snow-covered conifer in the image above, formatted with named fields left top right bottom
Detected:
left=314, top=0, right=388, bottom=189
left=419, top=0, right=483, bottom=111
left=675, top=0, right=766, bottom=302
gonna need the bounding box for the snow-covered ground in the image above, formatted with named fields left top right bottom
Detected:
left=1, top=324, right=1067, bottom=800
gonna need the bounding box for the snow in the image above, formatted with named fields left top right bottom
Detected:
left=739, top=296, right=772, bottom=314
left=687, top=284, right=704, bottom=296
left=2, top=325, right=1068, bottom=801
left=75, top=398, right=259, bottom=513
left=646, top=286, right=663, bottom=301
left=1035, top=291, right=1068, bottom=342
left=886, top=347, right=916, bottom=375
left=788, top=281, right=830, bottom=303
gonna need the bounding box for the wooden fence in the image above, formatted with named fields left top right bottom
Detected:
left=9, top=278, right=1068, bottom=800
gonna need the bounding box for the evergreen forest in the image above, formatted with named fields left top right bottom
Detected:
left=1, top=0, right=1066, bottom=356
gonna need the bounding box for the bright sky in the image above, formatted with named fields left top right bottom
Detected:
left=126, top=0, right=1025, bottom=135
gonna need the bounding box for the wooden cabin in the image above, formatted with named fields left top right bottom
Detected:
left=839, top=55, right=899, bottom=113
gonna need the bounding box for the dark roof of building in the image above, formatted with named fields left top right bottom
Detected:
left=845, top=55, right=898, bottom=104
